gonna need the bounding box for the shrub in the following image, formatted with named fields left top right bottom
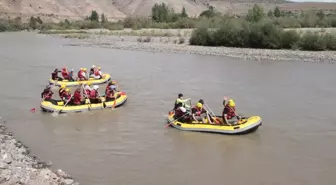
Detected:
left=189, top=27, right=214, bottom=46
left=325, top=33, right=336, bottom=50
left=299, top=31, right=327, bottom=51
left=280, top=30, right=301, bottom=49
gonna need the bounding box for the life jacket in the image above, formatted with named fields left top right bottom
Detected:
left=63, top=92, right=71, bottom=102
left=61, top=68, right=69, bottom=79
left=175, top=107, right=186, bottom=118
left=94, top=69, right=101, bottom=76
left=223, top=105, right=236, bottom=119
left=73, top=90, right=82, bottom=105
left=58, top=88, right=65, bottom=98
left=77, top=69, right=85, bottom=79
left=106, top=88, right=114, bottom=98
left=42, top=89, right=53, bottom=99
left=89, top=90, right=98, bottom=99
left=51, top=72, right=58, bottom=80
left=192, top=107, right=203, bottom=116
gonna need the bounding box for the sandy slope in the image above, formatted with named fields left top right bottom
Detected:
left=1, top=0, right=336, bottom=22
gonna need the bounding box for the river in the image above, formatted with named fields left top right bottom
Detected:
left=0, top=32, right=336, bottom=185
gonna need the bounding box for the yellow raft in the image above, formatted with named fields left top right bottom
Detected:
left=167, top=113, right=262, bottom=135
left=40, top=92, right=127, bottom=113
left=48, top=74, right=111, bottom=87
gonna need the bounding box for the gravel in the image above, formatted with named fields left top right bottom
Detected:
left=0, top=123, right=79, bottom=185
left=59, top=34, right=336, bottom=63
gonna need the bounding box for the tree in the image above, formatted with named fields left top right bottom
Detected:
left=246, top=4, right=265, bottom=22
left=101, top=13, right=107, bottom=23
left=29, top=17, right=37, bottom=29
left=274, top=6, right=281, bottom=17
left=181, top=7, right=188, bottom=18
left=316, top=10, right=325, bottom=20
left=267, top=10, right=274, bottom=17
left=89, top=10, right=99, bottom=22
left=36, top=16, right=43, bottom=24
left=151, top=3, right=176, bottom=22
left=199, top=6, right=219, bottom=18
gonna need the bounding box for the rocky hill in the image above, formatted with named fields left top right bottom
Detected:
left=0, top=0, right=336, bottom=22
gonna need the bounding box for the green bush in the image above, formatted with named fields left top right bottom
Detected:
left=299, top=31, right=327, bottom=51
left=280, top=30, right=301, bottom=49
left=189, top=27, right=214, bottom=46
left=189, top=19, right=336, bottom=51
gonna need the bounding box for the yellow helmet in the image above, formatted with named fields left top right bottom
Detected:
left=98, top=66, right=101, bottom=70
left=83, top=68, right=87, bottom=71
left=196, top=102, right=202, bottom=108
left=228, top=99, right=235, bottom=107
left=65, top=88, right=70, bottom=92
left=61, top=84, right=66, bottom=89
left=111, top=80, right=117, bottom=85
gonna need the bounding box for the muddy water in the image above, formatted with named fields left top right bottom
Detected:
left=1, top=32, right=336, bottom=185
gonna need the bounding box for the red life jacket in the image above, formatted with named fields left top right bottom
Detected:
left=83, top=89, right=91, bottom=96
left=89, top=90, right=98, bottom=99
left=77, top=70, right=85, bottom=79
left=73, top=90, right=82, bottom=105
left=223, top=105, right=236, bottom=119
left=61, top=69, right=69, bottom=79
left=94, top=70, right=100, bottom=76
left=58, top=88, right=65, bottom=99
left=106, top=88, right=114, bottom=98
left=192, top=107, right=202, bottom=116
left=63, top=92, right=71, bottom=101
left=43, top=90, right=53, bottom=99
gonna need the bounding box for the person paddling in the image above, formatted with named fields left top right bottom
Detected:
left=58, top=84, right=66, bottom=100
left=191, top=102, right=212, bottom=124
left=89, top=65, right=96, bottom=77
left=73, top=87, right=85, bottom=105
left=78, top=68, right=88, bottom=81
left=222, top=98, right=239, bottom=125
left=61, top=67, right=69, bottom=80
left=51, top=68, right=62, bottom=81
left=41, top=85, right=57, bottom=104
left=173, top=93, right=190, bottom=110
left=89, top=85, right=101, bottom=103
left=174, top=102, right=190, bottom=123
left=62, top=88, right=72, bottom=104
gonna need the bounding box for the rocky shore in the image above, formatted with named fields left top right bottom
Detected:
left=53, top=29, right=336, bottom=63
left=0, top=123, right=79, bottom=185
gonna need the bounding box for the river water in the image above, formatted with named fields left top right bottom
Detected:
left=1, top=32, right=336, bottom=185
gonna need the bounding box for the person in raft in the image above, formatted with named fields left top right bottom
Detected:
left=51, top=68, right=62, bottom=81
left=68, top=69, right=75, bottom=81
left=173, top=93, right=191, bottom=111
left=77, top=68, right=88, bottom=81
left=191, top=102, right=213, bottom=124
left=89, top=65, right=96, bottom=77
left=58, top=84, right=66, bottom=99
left=41, top=85, right=53, bottom=100
left=61, top=67, right=69, bottom=80
left=93, top=66, right=103, bottom=79
left=89, top=85, right=102, bottom=104
left=105, top=81, right=118, bottom=102
left=222, top=98, right=243, bottom=125
left=82, top=82, right=92, bottom=98
left=73, top=87, right=85, bottom=105
left=62, top=88, right=72, bottom=104
left=174, top=102, right=191, bottom=123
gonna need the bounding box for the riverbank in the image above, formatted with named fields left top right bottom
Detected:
left=0, top=122, right=79, bottom=185
left=44, top=28, right=336, bottom=62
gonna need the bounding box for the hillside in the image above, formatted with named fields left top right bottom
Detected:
left=1, top=0, right=336, bottom=22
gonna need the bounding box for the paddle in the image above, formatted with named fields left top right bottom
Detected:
left=82, top=84, right=91, bottom=111
left=165, top=112, right=189, bottom=128
left=203, top=103, right=221, bottom=125
left=97, top=91, right=106, bottom=109
left=58, top=94, right=74, bottom=113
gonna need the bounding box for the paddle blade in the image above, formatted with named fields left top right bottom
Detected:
left=119, top=92, right=126, bottom=96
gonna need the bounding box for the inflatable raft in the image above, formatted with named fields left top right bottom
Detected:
left=48, top=74, right=111, bottom=87
left=167, top=113, right=262, bottom=135
left=40, top=92, right=127, bottom=113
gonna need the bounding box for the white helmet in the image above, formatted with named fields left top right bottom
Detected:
left=93, top=85, right=99, bottom=90
left=92, top=65, right=96, bottom=68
